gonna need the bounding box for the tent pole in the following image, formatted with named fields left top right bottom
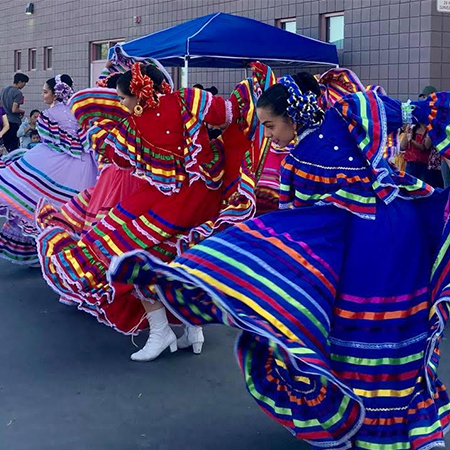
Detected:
left=182, top=57, right=189, bottom=88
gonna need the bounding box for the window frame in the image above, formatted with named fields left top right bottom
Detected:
left=276, top=17, right=297, bottom=34
left=28, top=48, right=37, bottom=71
left=14, top=50, right=22, bottom=72
left=44, top=46, right=53, bottom=70
left=90, top=39, right=125, bottom=63
left=320, top=12, right=345, bottom=50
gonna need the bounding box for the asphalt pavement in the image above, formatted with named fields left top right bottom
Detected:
left=0, top=259, right=449, bottom=450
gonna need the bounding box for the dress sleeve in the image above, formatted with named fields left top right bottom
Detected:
left=203, top=95, right=235, bottom=128
left=408, top=92, right=450, bottom=159
left=178, top=88, right=236, bottom=129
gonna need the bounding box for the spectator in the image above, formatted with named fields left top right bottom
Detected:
left=417, top=86, right=444, bottom=187
left=17, top=109, right=40, bottom=148
left=401, top=123, right=431, bottom=182
left=0, top=105, right=10, bottom=156
left=27, top=129, right=41, bottom=149
left=1, top=73, right=29, bottom=152
left=419, top=85, right=437, bottom=100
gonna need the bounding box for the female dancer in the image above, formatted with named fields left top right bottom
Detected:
left=0, top=75, right=97, bottom=265
left=36, top=62, right=275, bottom=361
left=110, top=74, right=450, bottom=450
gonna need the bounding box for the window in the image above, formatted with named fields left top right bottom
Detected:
left=90, top=39, right=124, bottom=62
left=14, top=50, right=22, bottom=71
left=277, top=18, right=297, bottom=34
left=28, top=48, right=36, bottom=71
left=321, top=12, right=345, bottom=49
left=90, top=39, right=124, bottom=87
left=44, top=46, right=53, bottom=70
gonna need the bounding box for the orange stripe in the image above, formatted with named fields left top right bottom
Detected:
left=0, top=192, right=34, bottom=220
left=283, top=163, right=370, bottom=184
left=408, top=397, right=434, bottom=414
left=238, top=222, right=336, bottom=295
left=335, top=301, right=428, bottom=320
left=364, top=416, right=406, bottom=426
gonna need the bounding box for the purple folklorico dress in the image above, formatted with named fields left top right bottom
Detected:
left=0, top=101, right=97, bottom=265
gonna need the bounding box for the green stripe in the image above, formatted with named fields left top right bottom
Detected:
left=355, top=440, right=409, bottom=450
left=335, top=189, right=376, bottom=204
left=0, top=186, right=35, bottom=213
left=244, top=342, right=293, bottom=416
left=121, top=225, right=146, bottom=249
left=331, top=351, right=423, bottom=366
left=356, top=92, right=371, bottom=151
left=435, top=122, right=450, bottom=153
left=439, top=402, right=450, bottom=416
left=409, top=420, right=441, bottom=437
left=318, top=395, right=350, bottom=429
left=431, top=231, right=450, bottom=278
left=196, top=244, right=329, bottom=337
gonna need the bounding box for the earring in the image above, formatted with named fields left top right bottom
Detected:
left=293, top=130, right=300, bottom=146
left=134, top=104, right=143, bottom=116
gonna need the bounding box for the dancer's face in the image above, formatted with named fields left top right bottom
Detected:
left=116, top=87, right=138, bottom=113
left=42, top=84, right=56, bottom=105
left=257, top=107, right=297, bottom=148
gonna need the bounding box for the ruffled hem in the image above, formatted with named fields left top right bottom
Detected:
left=105, top=116, right=192, bottom=195
left=0, top=222, right=38, bottom=265
left=36, top=226, right=148, bottom=336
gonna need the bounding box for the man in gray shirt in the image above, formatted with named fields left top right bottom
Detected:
left=1, top=73, right=29, bottom=151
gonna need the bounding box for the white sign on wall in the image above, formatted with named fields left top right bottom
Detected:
left=438, top=0, right=450, bottom=12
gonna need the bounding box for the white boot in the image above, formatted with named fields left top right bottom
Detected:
left=177, top=325, right=204, bottom=354
left=131, top=307, right=177, bottom=362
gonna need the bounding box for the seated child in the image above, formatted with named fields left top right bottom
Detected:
left=27, top=130, right=41, bottom=149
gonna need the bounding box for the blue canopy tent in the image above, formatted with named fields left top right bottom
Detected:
left=109, top=12, right=339, bottom=86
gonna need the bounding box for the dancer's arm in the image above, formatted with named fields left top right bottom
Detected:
left=0, top=113, right=10, bottom=139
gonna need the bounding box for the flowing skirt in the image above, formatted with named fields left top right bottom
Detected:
left=0, top=144, right=97, bottom=265
left=109, top=193, right=450, bottom=450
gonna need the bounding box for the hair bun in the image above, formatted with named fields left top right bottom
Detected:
left=60, top=74, right=73, bottom=87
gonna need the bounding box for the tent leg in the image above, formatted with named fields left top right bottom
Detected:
left=182, top=58, right=189, bottom=88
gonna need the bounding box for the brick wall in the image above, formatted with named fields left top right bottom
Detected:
left=0, top=0, right=447, bottom=113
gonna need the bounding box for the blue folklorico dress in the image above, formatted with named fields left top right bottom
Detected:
left=109, top=90, right=450, bottom=450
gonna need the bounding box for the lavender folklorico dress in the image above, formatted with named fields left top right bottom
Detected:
left=0, top=101, right=98, bottom=265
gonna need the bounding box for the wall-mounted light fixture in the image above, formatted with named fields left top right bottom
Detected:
left=25, top=3, right=34, bottom=15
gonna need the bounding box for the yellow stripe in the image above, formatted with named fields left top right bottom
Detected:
left=172, top=263, right=301, bottom=342
left=353, top=379, right=422, bottom=398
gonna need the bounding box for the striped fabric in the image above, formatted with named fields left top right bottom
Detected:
left=177, top=62, right=276, bottom=250
left=0, top=101, right=98, bottom=265
left=279, top=92, right=433, bottom=219
left=318, top=67, right=366, bottom=109
left=109, top=195, right=450, bottom=450
left=0, top=149, right=95, bottom=265
left=70, top=88, right=129, bottom=127
left=37, top=109, right=86, bottom=158
left=69, top=88, right=130, bottom=167
left=418, top=92, right=450, bottom=159
left=36, top=63, right=276, bottom=332
left=107, top=88, right=450, bottom=448
left=0, top=221, right=37, bottom=265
